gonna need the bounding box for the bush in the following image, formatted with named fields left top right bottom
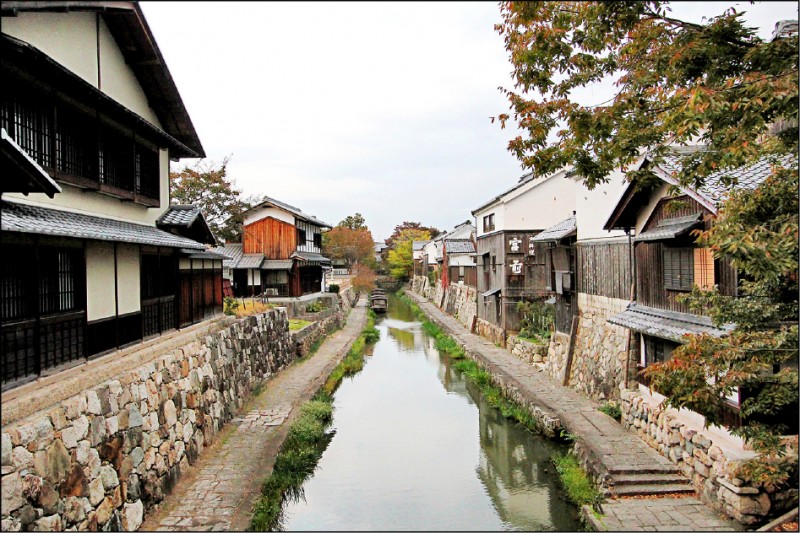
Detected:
left=517, top=299, right=555, bottom=342
left=328, top=284, right=340, bottom=294
left=306, top=301, right=324, bottom=313
left=223, top=296, right=239, bottom=316
left=598, top=402, right=622, bottom=421
left=552, top=452, right=603, bottom=508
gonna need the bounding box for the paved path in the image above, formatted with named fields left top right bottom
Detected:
left=140, top=301, right=367, bottom=532
left=404, top=290, right=738, bottom=532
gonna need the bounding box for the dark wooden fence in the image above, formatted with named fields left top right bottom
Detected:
left=577, top=241, right=632, bottom=300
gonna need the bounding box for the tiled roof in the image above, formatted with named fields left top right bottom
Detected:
left=157, top=205, right=201, bottom=227
left=530, top=215, right=577, bottom=242
left=444, top=239, right=475, bottom=254
left=608, top=304, right=734, bottom=343
left=657, top=152, right=797, bottom=205
left=412, top=240, right=427, bottom=251
left=249, top=195, right=332, bottom=229
left=262, top=260, right=294, bottom=270
left=292, top=250, right=331, bottom=265
left=181, top=249, right=228, bottom=261
left=634, top=213, right=703, bottom=242
left=1, top=200, right=204, bottom=250
left=212, top=244, right=263, bottom=269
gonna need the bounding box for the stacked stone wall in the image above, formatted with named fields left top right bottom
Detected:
left=1, top=308, right=294, bottom=532
left=291, top=312, right=345, bottom=358
left=620, top=390, right=799, bottom=526
left=474, top=319, right=506, bottom=348
left=444, top=283, right=477, bottom=332
left=506, top=335, right=549, bottom=365
left=545, top=293, right=632, bottom=401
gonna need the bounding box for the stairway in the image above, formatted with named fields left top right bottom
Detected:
left=606, top=467, right=695, bottom=497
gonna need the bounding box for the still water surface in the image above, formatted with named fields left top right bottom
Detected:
left=282, top=295, right=582, bottom=531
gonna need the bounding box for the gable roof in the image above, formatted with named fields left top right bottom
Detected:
left=443, top=239, right=475, bottom=254
left=604, top=150, right=797, bottom=231
left=2, top=199, right=205, bottom=249
left=608, top=304, right=734, bottom=344
left=0, top=1, right=204, bottom=157
left=212, top=243, right=265, bottom=269
left=247, top=195, right=332, bottom=229
left=156, top=204, right=217, bottom=245
left=412, top=240, right=428, bottom=251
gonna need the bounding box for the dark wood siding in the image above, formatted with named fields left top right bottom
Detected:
left=642, top=195, right=711, bottom=233
left=577, top=241, right=633, bottom=300
left=243, top=216, right=296, bottom=258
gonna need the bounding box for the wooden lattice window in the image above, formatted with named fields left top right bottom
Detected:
left=663, top=247, right=693, bottom=291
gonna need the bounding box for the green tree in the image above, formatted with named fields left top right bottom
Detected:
left=387, top=228, right=431, bottom=280
left=170, top=157, right=262, bottom=243
left=385, top=222, right=440, bottom=250
left=495, top=1, right=798, bottom=489
left=337, top=213, right=367, bottom=230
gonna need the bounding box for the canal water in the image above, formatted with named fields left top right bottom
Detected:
left=282, top=294, right=582, bottom=531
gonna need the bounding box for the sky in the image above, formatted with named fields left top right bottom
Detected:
left=141, top=1, right=799, bottom=241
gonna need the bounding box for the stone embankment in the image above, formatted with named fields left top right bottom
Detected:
left=0, top=290, right=354, bottom=532
left=403, top=289, right=738, bottom=532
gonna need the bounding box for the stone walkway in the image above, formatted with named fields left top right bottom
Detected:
left=140, top=300, right=367, bottom=532
left=404, top=290, right=738, bottom=532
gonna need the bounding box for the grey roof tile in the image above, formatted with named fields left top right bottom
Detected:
left=531, top=215, right=577, bottom=242
left=292, top=250, right=331, bottom=264
left=157, top=205, right=201, bottom=227
left=1, top=200, right=205, bottom=249
left=237, top=254, right=265, bottom=269
left=249, top=195, right=332, bottom=229
left=444, top=239, right=475, bottom=254
left=262, top=259, right=293, bottom=270
left=634, top=213, right=703, bottom=242
left=608, top=304, right=734, bottom=343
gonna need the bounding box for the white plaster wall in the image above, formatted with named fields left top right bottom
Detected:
left=116, top=244, right=140, bottom=315
left=504, top=174, right=575, bottom=230
left=423, top=241, right=438, bottom=264
left=574, top=169, right=632, bottom=241
left=85, top=241, right=116, bottom=321
left=2, top=12, right=162, bottom=127
left=244, top=206, right=294, bottom=226
left=447, top=224, right=474, bottom=240
left=449, top=254, right=476, bottom=267
left=475, top=206, right=503, bottom=238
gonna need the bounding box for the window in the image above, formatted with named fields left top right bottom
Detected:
left=297, top=228, right=307, bottom=245
left=663, top=247, right=693, bottom=291
left=482, top=253, right=490, bottom=271
left=644, top=336, right=678, bottom=366
left=313, top=233, right=322, bottom=249
left=483, top=214, right=495, bottom=232
left=491, top=255, right=497, bottom=273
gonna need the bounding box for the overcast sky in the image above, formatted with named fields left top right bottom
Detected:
left=141, top=1, right=798, bottom=241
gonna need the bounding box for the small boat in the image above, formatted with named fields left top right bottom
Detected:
left=369, top=290, right=388, bottom=313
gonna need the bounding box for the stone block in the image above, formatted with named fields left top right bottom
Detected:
left=86, top=391, right=101, bottom=416
left=121, top=500, right=143, bottom=531
left=2, top=471, right=25, bottom=513
left=99, top=465, right=119, bottom=490
left=31, top=514, right=62, bottom=532
left=12, top=446, right=33, bottom=469
left=38, top=483, right=62, bottom=515
left=88, top=477, right=104, bottom=507
left=63, top=397, right=87, bottom=421
left=63, top=496, right=86, bottom=524
left=94, top=497, right=115, bottom=526
left=89, top=417, right=106, bottom=447
left=127, top=405, right=143, bottom=429
left=45, top=439, right=71, bottom=485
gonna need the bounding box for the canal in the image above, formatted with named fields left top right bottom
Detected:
left=281, top=294, right=582, bottom=531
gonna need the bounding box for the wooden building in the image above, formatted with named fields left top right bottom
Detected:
left=604, top=150, right=795, bottom=418
left=529, top=214, right=577, bottom=334
left=471, top=168, right=575, bottom=332
left=0, top=2, right=220, bottom=390
left=220, top=195, right=332, bottom=297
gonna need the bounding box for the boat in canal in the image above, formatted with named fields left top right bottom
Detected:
left=369, top=289, right=388, bottom=313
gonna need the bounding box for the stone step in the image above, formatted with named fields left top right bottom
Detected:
left=606, top=464, right=680, bottom=476
left=609, top=473, right=691, bottom=486
left=612, top=483, right=697, bottom=497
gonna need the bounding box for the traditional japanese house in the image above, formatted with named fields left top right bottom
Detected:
left=240, top=196, right=332, bottom=297
left=441, top=222, right=477, bottom=287
left=529, top=214, right=577, bottom=333
left=471, top=168, right=575, bottom=334
left=412, top=240, right=427, bottom=277
left=0, top=1, right=220, bottom=390
left=604, top=150, right=796, bottom=423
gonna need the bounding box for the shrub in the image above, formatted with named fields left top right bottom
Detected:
left=598, top=402, right=622, bottom=421
left=328, top=284, right=340, bottom=294
left=306, top=301, right=324, bottom=313
left=223, top=296, right=239, bottom=316
left=517, top=299, right=555, bottom=342
left=552, top=452, right=603, bottom=508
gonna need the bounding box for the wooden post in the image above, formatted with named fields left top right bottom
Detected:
left=562, top=315, right=579, bottom=386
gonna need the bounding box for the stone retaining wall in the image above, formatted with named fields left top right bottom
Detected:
left=442, top=283, right=477, bottom=332
left=620, top=389, right=799, bottom=526
left=291, top=312, right=345, bottom=358
left=474, top=319, right=506, bottom=348
left=544, top=293, right=632, bottom=401
left=1, top=308, right=294, bottom=532
left=506, top=335, right=548, bottom=365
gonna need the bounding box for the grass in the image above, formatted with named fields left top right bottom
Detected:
left=453, top=358, right=541, bottom=433
left=289, top=319, right=313, bottom=331
left=398, top=293, right=465, bottom=359
left=322, top=311, right=379, bottom=396
left=598, top=401, right=622, bottom=421
left=552, top=452, right=603, bottom=509
left=251, top=392, right=334, bottom=531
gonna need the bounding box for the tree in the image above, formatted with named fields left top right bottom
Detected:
left=337, top=213, right=367, bottom=230
left=322, top=226, right=376, bottom=268
left=495, top=1, right=798, bottom=489
left=387, top=228, right=431, bottom=280
left=350, top=263, right=376, bottom=295
left=385, top=221, right=440, bottom=250
left=170, top=157, right=262, bottom=243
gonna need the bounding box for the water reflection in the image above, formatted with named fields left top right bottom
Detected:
left=282, top=294, right=580, bottom=531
